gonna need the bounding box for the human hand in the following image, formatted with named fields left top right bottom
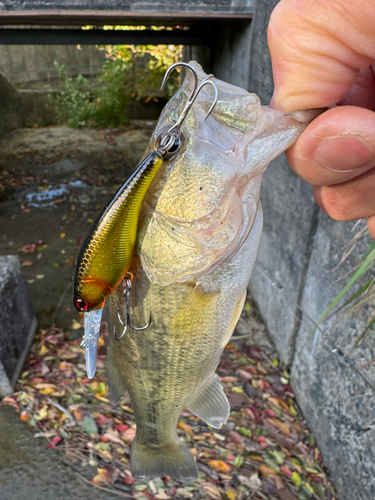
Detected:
left=268, top=0, right=375, bottom=237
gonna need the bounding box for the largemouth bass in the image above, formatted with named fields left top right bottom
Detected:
left=106, top=62, right=318, bottom=483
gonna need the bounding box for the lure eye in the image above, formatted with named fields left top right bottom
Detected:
left=75, top=298, right=89, bottom=311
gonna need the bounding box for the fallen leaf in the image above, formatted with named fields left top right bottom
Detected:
left=83, top=416, right=98, bottom=437
left=40, top=387, right=55, bottom=395
left=263, top=417, right=291, bottom=437
left=259, top=464, right=277, bottom=476
left=123, top=427, right=136, bottom=442
left=280, top=466, right=293, bottom=477
left=208, top=460, right=232, bottom=473
left=48, top=435, right=62, bottom=448
left=292, top=471, right=302, bottom=487
left=35, top=383, right=56, bottom=389
left=39, top=406, right=48, bottom=419
left=155, top=489, right=170, bottom=499
left=73, top=409, right=86, bottom=421
left=70, top=319, right=82, bottom=331
left=103, top=430, right=124, bottom=445
left=203, top=483, right=222, bottom=500
left=238, top=473, right=262, bottom=490
left=96, top=414, right=110, bottom=425
left=178, top=422, right=192, bottom=433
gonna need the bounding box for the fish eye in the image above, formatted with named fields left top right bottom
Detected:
left=75, top=298, right=89, bottom=311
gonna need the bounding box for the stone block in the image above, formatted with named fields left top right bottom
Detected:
left=0, top=255, right=37, bottom=397
left=292, top=213, right=375, bottom=500
left=246, top=0, right=319, bottom=366
left=0, top=74, right=56, bottom=136
left=249, top=155, right=318, bottom=365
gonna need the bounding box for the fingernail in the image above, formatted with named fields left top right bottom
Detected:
left=313, top=135, right=373, bottom=172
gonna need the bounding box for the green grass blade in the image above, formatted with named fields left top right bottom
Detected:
left=350, top=315, right=375, bottom=352
left=319, top=246, right=375, bottom=323
left=323, top=277, right=374, bottom=322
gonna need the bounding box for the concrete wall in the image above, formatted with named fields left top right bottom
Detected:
left=0, top=44, right=106, bottom=89
left=0, top=0, right=255, bottom=18
left=246, top=1, right=375, bottom=499
left=0, top=73, right=56, bottom=135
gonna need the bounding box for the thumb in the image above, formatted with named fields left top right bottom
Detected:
left=268, top=0, right=375, bottom=111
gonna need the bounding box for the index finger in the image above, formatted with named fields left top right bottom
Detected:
left=268, top=0, right=375, bottom=111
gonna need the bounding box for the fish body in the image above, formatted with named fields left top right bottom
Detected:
left=73, top=151, right=163, bottom=312
left=106, top=62, right=317, bottom=483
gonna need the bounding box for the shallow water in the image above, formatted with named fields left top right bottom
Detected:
left=0, top=407, right=121, bottom=500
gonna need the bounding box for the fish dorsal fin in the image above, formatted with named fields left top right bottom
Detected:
left=187, top=374, right=229, bottom=429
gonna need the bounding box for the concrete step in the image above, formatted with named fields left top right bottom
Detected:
left=0, top=255, right=37, bottom=397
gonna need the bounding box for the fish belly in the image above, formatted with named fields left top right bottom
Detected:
left=106, top=207, right=263, bottom=482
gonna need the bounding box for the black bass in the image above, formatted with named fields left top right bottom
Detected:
left=105, top=62, right=318, bottom=483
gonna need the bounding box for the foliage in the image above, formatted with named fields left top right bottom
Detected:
left=49, top=33, right=183, bottom=128
left=319, top=232, right=375, bottom=349
left=3, top=321, right=336, bottom=498
left=49, top=62, right=92, bottom=127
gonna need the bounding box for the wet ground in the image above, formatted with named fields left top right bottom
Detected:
left=0, top=123, right=152, bottom=499
left=0, top=123, right=153, bottom=329
left=0, top=406, right=123, bottom=500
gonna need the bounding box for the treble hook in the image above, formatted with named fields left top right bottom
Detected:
left=115, top=273, right=151, bottom=341
left=160, top=62, right=219, bottom=140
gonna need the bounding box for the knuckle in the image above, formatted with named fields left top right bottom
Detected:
left=316, top=187, right=352, bottom=221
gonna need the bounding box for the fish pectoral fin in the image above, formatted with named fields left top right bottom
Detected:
left=187, top=374, right=230, bottom=429
left=106, top=343, right=127, bottom=404
left=131, top=438, right=198, bottom=484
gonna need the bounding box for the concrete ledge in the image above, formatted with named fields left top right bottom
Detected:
left=0, top=255, right=37, bottom=398
left=0, top=74, right=56, bottom=136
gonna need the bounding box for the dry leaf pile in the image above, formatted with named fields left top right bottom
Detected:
left=2, top=318, right=337, bottom=500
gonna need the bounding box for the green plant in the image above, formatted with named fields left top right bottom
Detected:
left=319, top=233, right=375, bottom=349
left=49, top=62, right=92, bottom=127
left=50, top=33, right=183, bottom=128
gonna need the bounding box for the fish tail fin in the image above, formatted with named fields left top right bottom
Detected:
left=131, top=437, right=198, bottom=484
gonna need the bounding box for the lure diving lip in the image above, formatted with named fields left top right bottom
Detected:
left=73, top=63, right=218, bottom=378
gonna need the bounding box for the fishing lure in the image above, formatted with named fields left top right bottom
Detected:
left=74, top=62, right=219, bottom=378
